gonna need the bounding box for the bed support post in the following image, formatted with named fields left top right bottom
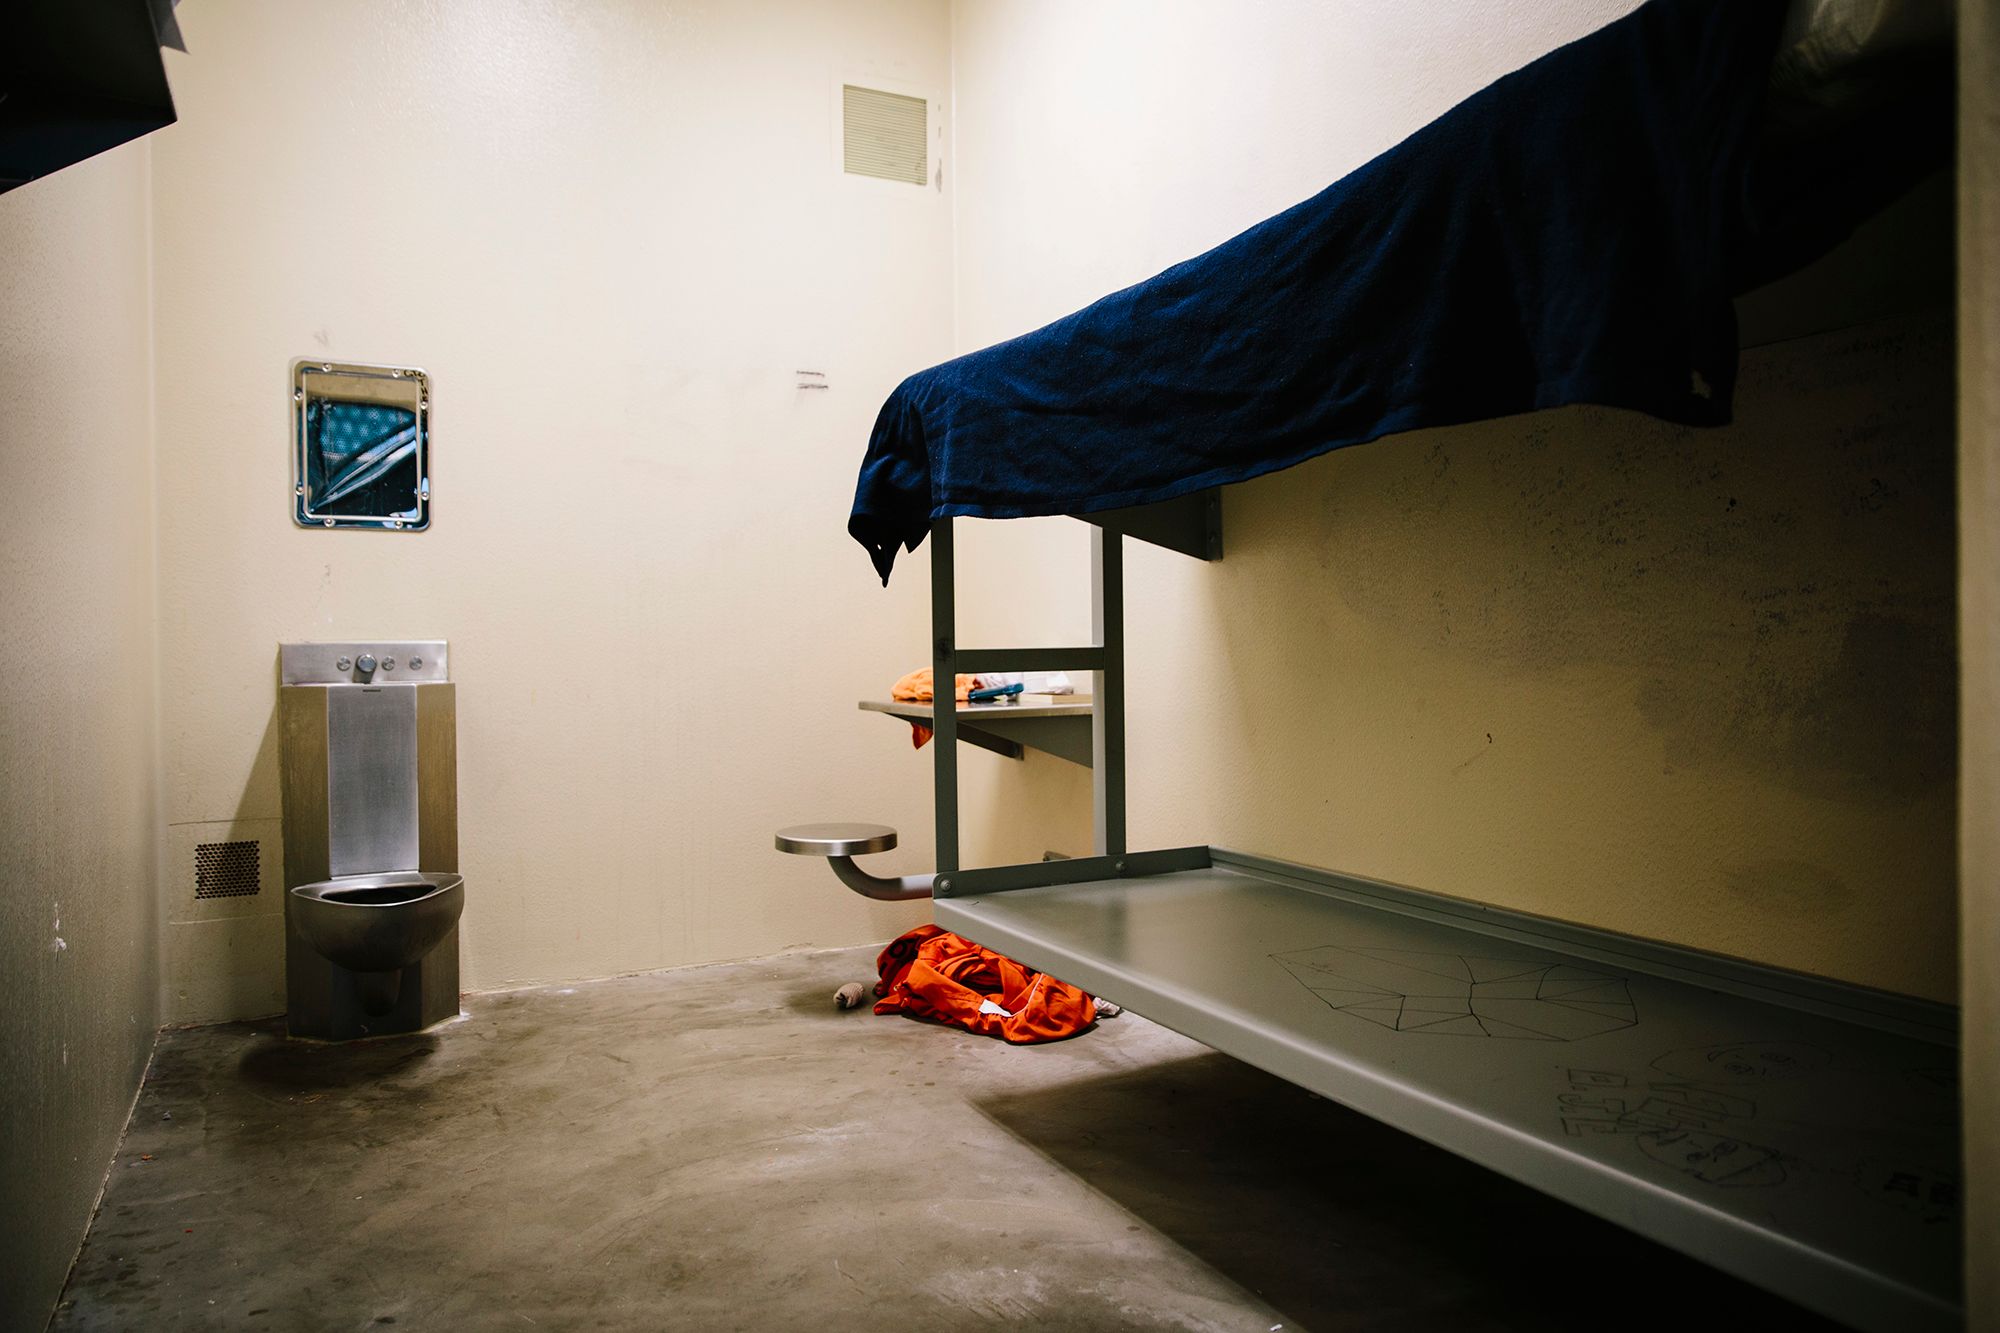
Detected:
left=927, top=517, right=1126, bottom=872
left=1092, top=526, right=1127, bottom=857
left=930, top=516, right=960, bottom=874
left=783, top=516, right=1159, bottom=899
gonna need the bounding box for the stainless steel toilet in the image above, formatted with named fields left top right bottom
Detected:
left=289, top=871, right=464, bottom=1017
left=278, top=641, right=462, bottom=1040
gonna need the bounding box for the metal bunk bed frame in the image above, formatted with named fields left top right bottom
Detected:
left=781, top=486, right=1961, bottom=1332
left=924, top=510, right=1211, bottom=890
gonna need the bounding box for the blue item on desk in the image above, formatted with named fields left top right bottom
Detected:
left=967, top=683, right=1025, bottom=703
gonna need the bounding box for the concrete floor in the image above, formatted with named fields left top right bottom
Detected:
left=54, top=946, right=1834, bottom=1332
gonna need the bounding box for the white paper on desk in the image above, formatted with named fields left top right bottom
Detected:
left=976, top=671, right=1074, bottom=694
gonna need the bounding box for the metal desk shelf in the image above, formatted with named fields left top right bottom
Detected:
left=859, top=697, right=1094, bottom=766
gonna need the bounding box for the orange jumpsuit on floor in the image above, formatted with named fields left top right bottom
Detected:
left=873, top=925, right=1097, bottom=1043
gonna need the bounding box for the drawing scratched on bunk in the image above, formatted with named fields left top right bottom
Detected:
left=1271, top=945, right=1638, bottom=1041
left=1557, top=1043, right=1959, bottom=1223
left=1269, top=944, right=1958, bottom=1228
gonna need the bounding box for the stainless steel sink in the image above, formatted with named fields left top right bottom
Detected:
left=279, top=641, right=460, bottom=1039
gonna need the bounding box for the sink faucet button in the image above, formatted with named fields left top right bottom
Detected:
left=355, top=654, right=377, bottom=677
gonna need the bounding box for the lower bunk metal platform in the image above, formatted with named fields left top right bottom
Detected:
left=935, top=846, right=1961, bottom=1333
left=784, top=511, right=1963, bottom=1331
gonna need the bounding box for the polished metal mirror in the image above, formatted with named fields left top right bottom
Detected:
left=292, top=359, right=431, bottom=530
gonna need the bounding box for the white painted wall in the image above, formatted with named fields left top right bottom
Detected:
left=947, top=0, right=1959, bottom=1001
left=0, top=143, right=162, bottom=1331
left=150, top=0, right=955, bottom=1018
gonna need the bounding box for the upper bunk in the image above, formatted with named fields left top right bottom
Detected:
left=848, top=0, right=1952, bottom=582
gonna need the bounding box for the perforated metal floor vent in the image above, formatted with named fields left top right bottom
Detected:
left=843, top=84, right=927, bottom=185
left=195, top=840, right=261, bottom=899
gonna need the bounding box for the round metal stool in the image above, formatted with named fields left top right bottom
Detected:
left=772, top=823, right=932, bottom=900
left=773, top=823, right=899, bottom=857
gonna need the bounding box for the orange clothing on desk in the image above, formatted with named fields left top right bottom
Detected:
left=889, top=668, right=976, bottom=749
left=873, top=924, right=1098, bottom=1043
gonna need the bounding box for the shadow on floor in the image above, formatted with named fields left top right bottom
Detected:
left=974, top=1049, right=1837, bottom=1333
left=236, top=1026, right=441, bottom=1093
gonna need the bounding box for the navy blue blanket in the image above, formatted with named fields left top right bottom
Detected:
left=850, top=0, right=1796, bottom=583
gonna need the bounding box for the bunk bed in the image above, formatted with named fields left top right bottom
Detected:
left=780, top=1, right=1961, bottom=1327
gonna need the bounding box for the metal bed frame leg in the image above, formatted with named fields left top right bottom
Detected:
left=934, top=518, right=1127, bottom=869
left=1092, top=523, right=1126, bottom=857
left=779, top=515, right=1166, bottom=897
left=931, top=517, right=960, bottom=874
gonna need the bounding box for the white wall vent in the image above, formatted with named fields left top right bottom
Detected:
left=842, top=84, right=928, bottom=185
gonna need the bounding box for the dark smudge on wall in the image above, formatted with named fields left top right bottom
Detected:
left=1294, top=313, right=1954, bottom=806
